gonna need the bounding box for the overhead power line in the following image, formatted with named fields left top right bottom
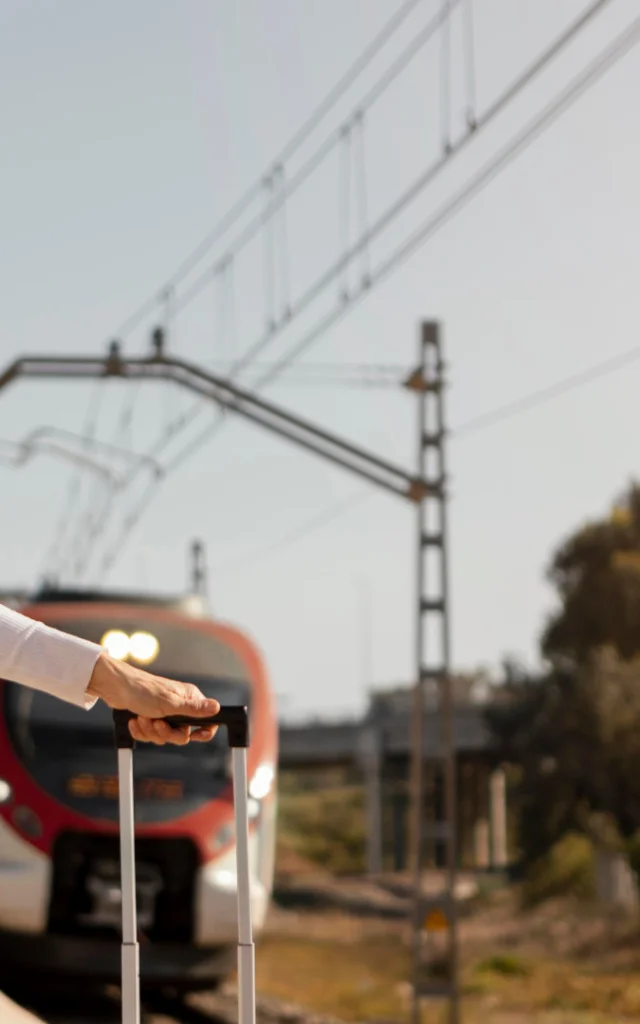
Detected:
left=61, top=0, right=634, bottom=580
left=172, top=0, right=465, bottom=321
left=213, top=328, right=640, bottom=577
left=211, top=490, right=371, bottom=575
left=40, top=379, right=106, bottom=582
left=95, top=3, right=638, bottom=580
left=202, top=361, right=407, bottom=388
left=59, top=0, right=441, bottom=577
left=453, top=337, right=640, bottom=438
left=150, top=0, right=614, bottom=469
left=250, top=1, right=633, bottom=392
left=163, top=4, right=637, bottom=480
left=113, top=0, right=469, bottom=480
left=111, top=0, right=427, bottom=343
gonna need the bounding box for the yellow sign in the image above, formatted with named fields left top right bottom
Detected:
left=423, top=908, right=448, bottom=932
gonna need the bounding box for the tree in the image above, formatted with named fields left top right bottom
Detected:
left=488, top=653, right=640, bottom=864
left=487, top=482, right=640, bottom=866
left=542, top=482, right=640, bottom=664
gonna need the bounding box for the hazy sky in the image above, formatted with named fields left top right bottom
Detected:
left=1, top=0, right=639, bottom=719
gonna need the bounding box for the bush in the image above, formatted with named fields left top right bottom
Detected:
left=276, top=785, right=366, bottom=875
left=475, top=953, right=531, bottom=977
left=521, top=832, right=595, bottom=907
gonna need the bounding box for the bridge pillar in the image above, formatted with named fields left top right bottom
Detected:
left=359, top=724, right=383, bottom=876
left=471, top=761, right=490, bottom=869
left=392, top=786, right=407, bottom=870
left=489, top=766, right=508, bottom=869
left=473, top=819, right=490, bottom=869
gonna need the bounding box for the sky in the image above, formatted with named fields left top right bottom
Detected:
left=1, top=0, right=639, bottom=720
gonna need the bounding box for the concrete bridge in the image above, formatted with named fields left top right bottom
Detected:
left=276, top=693, right=507, bottom=873
left=278, top=702, right=493, bottom=769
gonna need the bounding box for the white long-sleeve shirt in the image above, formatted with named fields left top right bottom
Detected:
left=0, top=603, right=102, bottom=708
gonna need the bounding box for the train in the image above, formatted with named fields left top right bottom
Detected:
left=0, top=586, right=278, bottom=989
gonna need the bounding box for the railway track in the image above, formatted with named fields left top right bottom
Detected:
left=3, top=977, right=345, bottom=1024
left=1, top=978, right=229, bottom=1024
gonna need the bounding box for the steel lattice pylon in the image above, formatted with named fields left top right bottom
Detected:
left=406, top=322, right=459, bottom=1022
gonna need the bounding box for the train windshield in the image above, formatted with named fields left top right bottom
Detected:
left=2, top=612, right=254, bottom=824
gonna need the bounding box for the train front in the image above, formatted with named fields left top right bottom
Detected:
left=0, top=593, right=278, bottom=987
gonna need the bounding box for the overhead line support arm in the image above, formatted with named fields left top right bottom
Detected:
left=0, top=350, right=430, bottom=504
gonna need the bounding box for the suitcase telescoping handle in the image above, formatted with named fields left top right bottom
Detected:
left=112, top=706, right=255, bottom=1024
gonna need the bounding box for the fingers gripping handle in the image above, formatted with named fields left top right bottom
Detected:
left=112, top=705, right=249, bottom=749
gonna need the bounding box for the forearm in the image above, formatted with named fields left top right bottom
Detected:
left=0, top=603, right=102, bottom=708
left=0, top=603, right=220, bottom=745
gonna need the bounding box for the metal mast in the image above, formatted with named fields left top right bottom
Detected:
left=406, top=321, right=458, bottom=1022
left=190, top=539, right=208, bottom=599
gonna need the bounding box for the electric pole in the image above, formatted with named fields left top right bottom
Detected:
left=405, top=322, right=459, bottom=1022
left=190, top=539, right=208, bottom=599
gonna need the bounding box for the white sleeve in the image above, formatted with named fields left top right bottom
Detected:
left=0, top=603, right=103, bottom=709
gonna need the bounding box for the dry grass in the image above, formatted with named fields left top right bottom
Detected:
left=266, top=787, right=640, bottom=1021
left=256, top=932, right=408, bottom=1021
left=254, top=884, right=640, bottom=1024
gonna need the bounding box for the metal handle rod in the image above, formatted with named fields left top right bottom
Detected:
left=232, top=747, right=256, bottom=1024
left=118, top=748, right=140, bottom=1024
left=112, top=708, right=253, bottom=1024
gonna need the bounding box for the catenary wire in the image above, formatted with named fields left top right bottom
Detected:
left=38, top=379, right=106, bottom=582
left=154, top=0, right=617, bottom=476
left=109, top=0, right=428, bottom=343
left=77, top=0, right=464, bottom=575
left=110, top=0, right=466, bottom=451
left=82, top=1, right=630, bottom=576
left=464, top=0, right=478, bottom=127
left=58, top=0, right=441, bottom=575
left=85, top=0, right=612, bottom=573
left=161, top=6, right=635, bottom=481
left=94, top=4, right=635, bottom=576
left=169, top=18, right=640, bottom=579
left=213, top=332, right=640, bottom=576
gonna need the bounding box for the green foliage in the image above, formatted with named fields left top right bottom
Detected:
left=488, top=653, right=640, bottom=866
left=521, top=833, right=595, bottom=908
left=277, top=785, right=366, bottom=875
left=543, top=483, right=640, bottom=665
left=487, top=483, right=640, bottom=869
left=475, top=953, right=531, bottom=977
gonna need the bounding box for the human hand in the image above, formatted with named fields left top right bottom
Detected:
left=86, top=652, right=220, bottom=746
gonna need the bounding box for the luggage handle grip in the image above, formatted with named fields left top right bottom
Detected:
left=113, top=704, right=249, bottom=750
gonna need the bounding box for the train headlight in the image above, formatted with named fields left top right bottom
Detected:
left=249, top=764, right=274, bottom=801
left=100, top=629, right=159, bottom=665
left=128, top=631, right=159, bottom=665
left=101, top=630, right=130, bottom=661
left=0, top=780, right=12, bottom=804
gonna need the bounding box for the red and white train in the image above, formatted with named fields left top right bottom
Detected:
left=0, top=587, right=278, bottom=988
